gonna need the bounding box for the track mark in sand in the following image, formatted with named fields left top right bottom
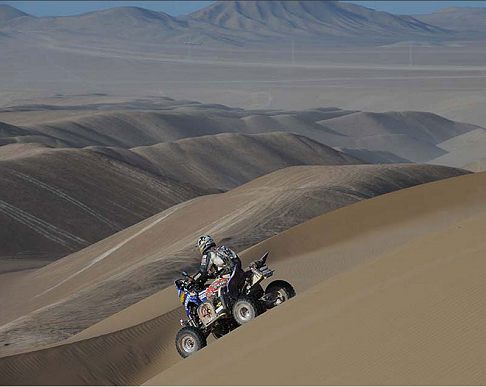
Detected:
left=0, top=200, right=88, bottom=249
left=37, top=203, right=185, bottom=297
left=8, top=170, right=120, bottom=230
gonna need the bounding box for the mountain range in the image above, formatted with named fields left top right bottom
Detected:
left=415, top=7, right=486, bottom=34
left=2, top=1, right=482, bottom=47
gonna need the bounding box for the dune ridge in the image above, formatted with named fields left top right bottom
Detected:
left=0, top=131, right=360, bottom=269
left=0, top=169, right=484, bottom=385
left=2, top=100, right=483, bottom=166
left=0, top=164, right=465, bottom=355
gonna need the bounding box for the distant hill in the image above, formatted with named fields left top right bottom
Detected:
left=0, top=6, right=186, bottom=40
left=0, top=1, right=451, bottom=46
left=188, top=1, right=446, bottom=40
left=416, top=7, right=486, bottom=33
left=2, top=101, right=481, bottom=165
left=0, top=4, right=29, bottom=24
left=320, top=111, right=482, bottom=163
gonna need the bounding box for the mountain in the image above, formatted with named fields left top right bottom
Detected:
left=1, top=6, right=186, bottom=40
left=187, top=0, right=448, bottom=41
left=416, top=7, right=486, bottom=33
left=0, top=4, right=29, bottom=24
left=0, top=1, right=450, bottom=46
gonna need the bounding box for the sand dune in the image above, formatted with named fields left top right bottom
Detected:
left=0, top=147, right=203, bottom=271
left=322, top=111, right=482, bottom=162
left=150, top=201, right=486, bottom=385
left=125, top=132, right=360, bottom=191
left=0, top=164, right=465, bottom=355
left=464, top=157, right=486, bottom=172
left=0, top=132, right=360, bottom=269
left=432, top=128, right=486, bottom=168
left=2, top=100, right=483, bottom=166
left=0, top=168, right=483, bottom=385
left=14, top=106, right=356, bottom=148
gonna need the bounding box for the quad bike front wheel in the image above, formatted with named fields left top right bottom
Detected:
left=232, top=296, right=260, bottom=325
left=175, top=326, right=207, bottom=358
left=265, top=280, right=296, bottom=308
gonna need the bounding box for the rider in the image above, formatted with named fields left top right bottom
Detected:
left=193, top=235, right=244, bottom=313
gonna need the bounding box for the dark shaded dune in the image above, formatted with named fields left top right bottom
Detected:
left=0, top=121, right=28, bottom=137
left=339, top=148, right=411, bottom=164
left=322, top=111, right=479, bottom=144
left=318, top=111, right=482, bottom=163
left=18, top=107, right=357, bottom=148
left=4, top=103, right=482, bottom=167
left=0, top=164, right=467, bottom=354
left=0, top=120, right=68, bottom=147
left=23, top=110, right=247, bottom=147
left=0, top=169, right=482, bottom=386
left=126, top=132, right=361, bottom=190
left=0, top=132, right=359, bottom=269
left=0, top=148, right=203, bottom=270
left=341, top=134, right=446, bottom=163
left=0, top=143, right=49, bottom=161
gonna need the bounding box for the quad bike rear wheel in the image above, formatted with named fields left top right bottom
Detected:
left=265, top=280, right=296, bottom=308
left=175, top=326, right=207, bottom=358
left=232, top=296, right=260, bottom=325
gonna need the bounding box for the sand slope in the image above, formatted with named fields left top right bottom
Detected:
left=0, top=146, right=203, bottom=270
left=0, top=164, right=464, bottom=355
left=0, top=132, right=360, bottom=269
left=322, top=111, right=482, bottom=162
left=0, top=169, right=484, bottom=385
left=150, top=207, right=486, bottom=385
left=95, top=132, right=360, bottom=191
left=432, top=128, right=486, bottom=168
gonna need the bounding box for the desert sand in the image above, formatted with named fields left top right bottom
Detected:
left=0, top=169, right=485, bottom=385
left=0, top=163, right=464, bottom=355
left=0, top=130, right=359, bottom=270
left=1, top=96, right=484, bottom=271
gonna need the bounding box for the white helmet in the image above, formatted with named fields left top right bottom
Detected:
left=197, top=235, right=216, bottom=255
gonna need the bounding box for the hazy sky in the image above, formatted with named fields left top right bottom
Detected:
left=1, top=1, right=486, bottom=17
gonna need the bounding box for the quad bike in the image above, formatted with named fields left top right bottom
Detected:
left=174, top=252, right=295, bottom=358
